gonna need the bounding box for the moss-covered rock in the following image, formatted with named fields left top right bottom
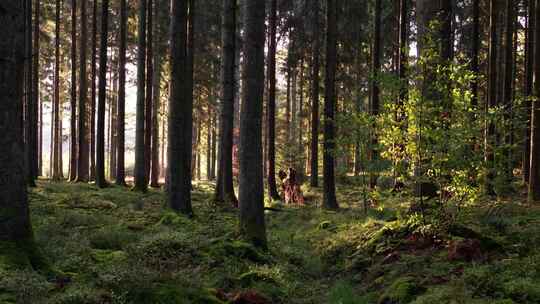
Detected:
left=379, top=277, right=424, bottom=304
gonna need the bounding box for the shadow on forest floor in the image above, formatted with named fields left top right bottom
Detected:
left=1, top=179, right=540, bottom=303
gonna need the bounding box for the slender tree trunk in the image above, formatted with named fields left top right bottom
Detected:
left=90, top=0, right=98, bottom=181
left=116, top=0, right=127, bottom=185
left=109, top=63, right=118, bottom=180
left=52, top=0, right=62, bottom=181
left=168, top=0, right=192, bottom=214
left=471, top=0, right=479, bottom=109
left=528, top=0, right=540, bottom=201
left=502, top=0, right=515, bottom=180
left=96, top=0, right=109, bottom=188
left=239, top=0, right=266, bottom=248
left=266, top=0, right=280, bottom=200
left=485, top=0, right=499, bottom=195
left=211, top=111, right=217, bottom=179
left=134, top=0, right=148, bottom=191
left=215, top=0, right=238, bottom=204
left=39, top=89, right=43, bottom=176
left=25, top=0, right=37, bottom=187
left=369, top=0, right=381, bottom=188
left=31, top=0, right=40, bottom=182
left=310, top=0, right=320, bottom=187
left=145, top=0, right=154, bottom=183
left=69, top=0, right=77, bottom=182
left=207, top=110, right=212, bottom=180
left=76, top=0, right=89, bottom=182
left=188, top=0, right=195, bottom=184
left=150, top=0, right=162, bottom=188
left=323, top=0, right=338, bottom=209
left=321, top=0, right=339, bottom=205
left=524, top=0, right=536, bottom=183
left=0, top=0, right=34, bottom=248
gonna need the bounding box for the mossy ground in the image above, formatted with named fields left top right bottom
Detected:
left=1, top=179, right=540, bottom=303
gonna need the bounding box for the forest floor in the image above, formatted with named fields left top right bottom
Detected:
left=1, top=179, right=540, bottom=303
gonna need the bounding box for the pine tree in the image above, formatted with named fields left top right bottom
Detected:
left=239, top=0, right=267, bottom=247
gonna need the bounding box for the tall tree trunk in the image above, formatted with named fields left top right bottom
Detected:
left=96, top=0, right=109, bottom=188
left=323, top=0, right=338, bottom=209
left=502, top=0, right=515, bottom=180
left=266, top=0, right=280, bottom=200
left=471, top=0, right=479, bottom=109
left=90, top=0, right=98, bottom=181
left=485, top=0, right=499, bottom=195
left=34, top=0, right=41, bottom=180
left=369, top=0, right=381, bottom=188
left=52, top=0, right=62, bottom=181
left=239, top=0, right=266, bottom=248
left=145, top=0, right=154, bottom=183
left=528, top=0, right=540, bottom=201
left=215, top=0, right=238, bottom=204
left=76, top=0, right=89, bottom=182
left=524, top=0, right=536, bottom=183
left=211, top=111, right=217, bottom=179
left=310, top=0, right=320, bottom=187
left=168, top=0, right=192, bottom=214
left=116, top=0, right=127, bottom=185
left=134, top=0, right=148, bottom=191
left=187, top=0, right=195, bottom=184
left=69, top=0, right=77, bottom=181
left=109, top=63, right=118, bottom=180
left=150, top=0, right=163, bottom=188
left=25, top=0, right=37, bottom=187
left=207, top=110, right=212, bottom=180
left=0, top=0, right=34, bottom=250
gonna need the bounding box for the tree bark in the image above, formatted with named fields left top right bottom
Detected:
left=524, top=0, right=536, bottom=183
left=145, top=0, right=154, bottom=183
left=76, top=0, right=90, bottom=182
left=239, top=0, right=267, bottom=247
left=266, top=0, right=280, bottom=201
left=116, top=0, right=127, bottom=186
left=90, top=0, right=98, bottom=181
left=52, top=0, right=62, bottom=180
left=168, top=0, right=193, bottom=214
left=150, top=0, right=163, bottom=188
left=528, top=0, right=540, bottom=201
left=0, top=0, right=34, bottom=246
left=310, top=0, right=320, bottom=187
left=485, top=0, right=498, bottom=195
left=369, top=0, right=382, bottom=188
left=502, top=0, right=515, bottom=180
left=323, top=0, right=339, bottom=209
left=69, top=0, right=77, bottom=182
left=134, top=0, right=148, bottom=191
left=96, top=0, right=109, bottom=188
left=215, top=0, right=238, bottom=204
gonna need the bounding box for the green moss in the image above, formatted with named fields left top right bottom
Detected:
left=137, top=284, right=225, bottom=304
left=209, top=239, right=269, bottom=263
left=379, top=277, right=424, bottom=304
left=90, top=249, right=127, bottom=263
